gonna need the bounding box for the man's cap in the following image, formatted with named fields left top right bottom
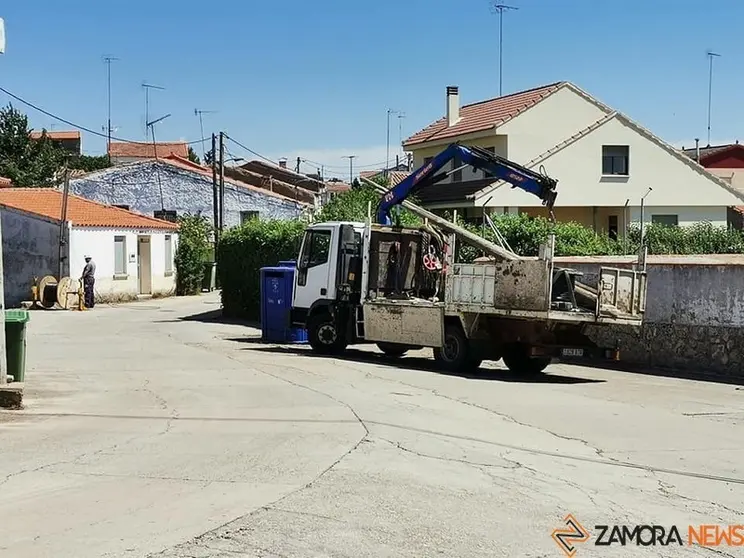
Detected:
left=84, top=255, right=91, bottom=259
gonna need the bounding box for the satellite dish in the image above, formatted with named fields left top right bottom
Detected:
left=0, top=18, right=5, bottom=54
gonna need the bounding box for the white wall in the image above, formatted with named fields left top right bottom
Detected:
left=628, top=206, right=729, bottom=228
left=475, top=115, right=744, bottom=213
left=498, top=85, right=609, bottom=163
left=69, top=227, right=177, bottom=302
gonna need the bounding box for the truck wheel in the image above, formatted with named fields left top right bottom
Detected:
left=502, top=343, right=551, bottom=375
left=433, top=324, right=472, bottom=372
left=377, top=343, right=408, bottom=358
left=308, top=312, right=347, bottom=355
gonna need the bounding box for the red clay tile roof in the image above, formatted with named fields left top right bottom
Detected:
left=681, top=143, right=744, bottom=164
left=360, top=170, right=409, bottom=186
left=0, top=188, right=178, bottom=230
left=110, top=141, right=189, bottom=159
left=403, top=82, right=566, bottom=147
left=0, top=177, right=11, bottom=188
left=239, top=160, right=326, bottom=193
left=29, top=130, right=81, bottom=141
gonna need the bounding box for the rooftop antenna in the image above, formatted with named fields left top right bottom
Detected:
left=489, top=2, right=518, bottom=97
left=143, top=82, right=166, bottom=140
left=194, top=109, right=218, bottom=160
left=102, top=55, right=120, bottom=163
left=397, top=112, right=406, bottom=155
left=706, top=50, right=721, bottom=146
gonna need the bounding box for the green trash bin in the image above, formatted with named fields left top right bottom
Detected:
left=5, top=310, right=30, bottom=383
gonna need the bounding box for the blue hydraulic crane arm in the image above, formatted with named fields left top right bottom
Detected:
left=376, top=143, right=558, bottom=225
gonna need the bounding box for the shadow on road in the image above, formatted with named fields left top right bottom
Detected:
left=228, top=338, right=604, bottom=385
left=156, top=309, right=260, bottom=328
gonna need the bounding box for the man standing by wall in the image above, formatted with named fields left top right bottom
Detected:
left=81, top=255, right=96, bottom=309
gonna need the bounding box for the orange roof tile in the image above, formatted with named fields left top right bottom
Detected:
left=403, top=82, right=565, bottom=147
left=110, top=141, right=189, bottom=159
left=29, top=130, right=81, bottom=141
left=0, top=188, right=178, bottom=230
left=359, top=169, right=409, bottom=186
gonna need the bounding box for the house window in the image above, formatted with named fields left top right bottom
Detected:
left=652, top=214, right=678, bottom=227
left=240, top=210, right=259, bottom=224
left=602, top=145, right=629, bottom=175
left=608, top=215, right=619, bottom=240
left=164, top=235, right=173, bottom=274
left=114, top=235, right=127, bottom=275
left=154, top=210, right=178, bottom=223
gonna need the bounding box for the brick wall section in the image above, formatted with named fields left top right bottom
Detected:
left=555, top=255, right=744, bottom=380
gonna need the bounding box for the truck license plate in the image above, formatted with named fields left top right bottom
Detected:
left=562, top=348, right=584, bottom=357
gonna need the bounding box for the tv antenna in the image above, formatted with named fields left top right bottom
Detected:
left=143, top=82, right=166, bottom=139
left=489, top=2, right=518, bottom=96
left=194, top=109, right=218, bottom=160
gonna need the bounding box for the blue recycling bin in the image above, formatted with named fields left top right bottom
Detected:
left=260, top=266, right=308, bottom=344
left=278, top=260, right=296, bottom=268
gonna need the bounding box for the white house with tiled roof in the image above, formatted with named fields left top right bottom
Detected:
left=403, top=82, right=744, bottom=234
left=0, top=188, right=179, bottom=307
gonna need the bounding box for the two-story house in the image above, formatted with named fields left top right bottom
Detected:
left=682, top=141, right=744, bottom=229
left=402, top=83, right=744, bottom=234
left=29, top=130, right=82, bottom=155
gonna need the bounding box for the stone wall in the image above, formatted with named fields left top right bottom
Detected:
left=555, top=255, right=744, bottom=380
left=70, top=161, right=306, bottom=228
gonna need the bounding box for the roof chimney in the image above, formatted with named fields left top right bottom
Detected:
left=694, top=138, right=700, bottom=162
left=446, top=86, right=460, bottom=127
left=278, top=158, right=287, bottom=169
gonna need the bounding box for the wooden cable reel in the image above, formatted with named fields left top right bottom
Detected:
left=36, top=275, right=81, bottom=309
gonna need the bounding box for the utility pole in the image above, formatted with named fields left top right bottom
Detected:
left=195, top=109, right=217, bottom=161
left=219, top=132, right=225, bottom=233
left=398, top=112, right=406, bottom=153
left=211, top=133, right=219, bottom=245
left=386, top=109, right=400, bottom=178
left=296, top=157, right=301, bottom=173
left=489, top=2, right=518, bottom=96
left=103, top=56, right=119, bottom=164
left=706, top=50, right=721, bottom=146
left=342, top=155, right=356, bottom=184
left=143, top=82, right=165, bottom=140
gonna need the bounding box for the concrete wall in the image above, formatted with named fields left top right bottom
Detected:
left=555, top=255, right=744, bottom=379
left=1, top=207, right=62, bottom=308
left=70, top=227, right=177, bottom=303
left=70, top=161, right=305, bottom=229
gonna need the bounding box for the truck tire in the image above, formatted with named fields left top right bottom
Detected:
left=433, top=324, right=478, bottom=372
left=377, top=342, right=408, bottom=357
left=308, top=312, right=347, bottom=355
left=502, top=343, right=551, bottom=375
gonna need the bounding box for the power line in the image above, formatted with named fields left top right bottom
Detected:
left=0, top=85, right=208, bottom=146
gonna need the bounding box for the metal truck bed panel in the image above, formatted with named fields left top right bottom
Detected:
left=448, top=261, right=551, bottom=312
left=363, top=298, right=445, bottom=347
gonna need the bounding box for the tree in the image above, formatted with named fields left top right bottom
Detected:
left=0, top=103, right=63, bottom=186
left=67, top=154, right=111, bottom=173
left=204, top=148, right=214, bottom=166
left=187, top=146, right=201, bottom=165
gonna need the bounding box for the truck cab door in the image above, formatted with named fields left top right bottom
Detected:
left=293, top=227, right=334, bottom=311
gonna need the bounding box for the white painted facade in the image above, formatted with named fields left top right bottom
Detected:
left=69, top=227, right=178, bottom=302
left=474, top=113, right=744, bottom=227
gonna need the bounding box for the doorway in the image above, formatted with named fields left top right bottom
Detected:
left=137, top=235, right=152, bottom=295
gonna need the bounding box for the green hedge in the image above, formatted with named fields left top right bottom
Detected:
left=217, top=219, right=306, bottom=320
left=217, top=185, right=744, bottom=319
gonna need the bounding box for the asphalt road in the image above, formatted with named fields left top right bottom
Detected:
left=1, top=293, right=742, bottom=558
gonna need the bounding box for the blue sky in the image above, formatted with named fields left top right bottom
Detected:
left=0, top=0, right=742, bottom=179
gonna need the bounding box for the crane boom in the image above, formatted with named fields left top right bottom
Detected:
left=376, top=143, right=557, bottom=225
